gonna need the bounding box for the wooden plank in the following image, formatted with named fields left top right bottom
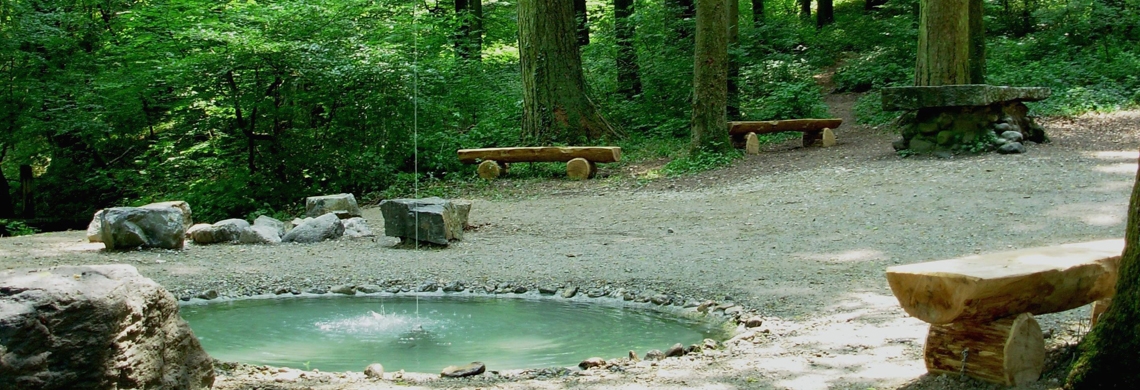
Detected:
left=727, top=118, right=843, bottom=137
left=886, top=239, right=1123, bottom=324
left=458, top=147, right=621, bottom=164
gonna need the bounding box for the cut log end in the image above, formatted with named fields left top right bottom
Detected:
left=1091, top=298, right=1111, bottom=327
left=477, top=160, right=503, bottom=180
left=566, top=158, right=596, bottom=180
left=924, top=313, right=1044, bottom=386
left=745, top=133, right=760, bottom=155
left=821, top=128, right=837, bottom=147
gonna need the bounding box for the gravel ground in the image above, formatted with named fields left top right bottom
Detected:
left=2, top=101, right=1138, bottom=390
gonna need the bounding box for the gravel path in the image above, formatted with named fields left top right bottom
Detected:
left=3, top=104, right=1138, bottom=390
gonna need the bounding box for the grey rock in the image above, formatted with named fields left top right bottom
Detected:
left=743, top=316, right=764, bottom=328
left=561, top=286, right=578, bottom=298
left=417, top=282, right=438, bottom=292
left=909, top=139, right=935, bottom=154
left=578, top=357, right=606, bottom=370
left=100, top=207, right=186, bottom=250
left=665, top=343, right=685, bottom=357
left=651, top=294, right=671, bottom=305
left=441, top=281, right=465, bottom=292
left=239, top=225, right=282, bottom=244
left=538, top=286, right=558, bottom=295
left=356, top=284, right=382, bottom=293
left=0, top=265, right=214, bottom=389
left=441, top=362, right=486, bottom=378
left=343, top=217, right=375, bottom=238
left=211, top=218, right=251, bottom=243
left=933, top=150, right=953, bottom=159
left=703, top=339, right=719, bottom=350
left=628, top=350, right=639, bottom=361
left=994, top=122, right=1014, bottom=133
left=186, top=223, right=213, bottom=243
left=891, top=139, right=908, bottom=151
left=724, top=306, right=744, bottom=316
left=1000, top=130, right=1024, bottom=142
left=253, top=215, right=286, bottom=238
left=330, top=285, right=356, bottom=295
left=196, top=289, right=219, bottom=300
left=142, top=200, right=193, bottom=229
left=379, top=197, right=471, bottom=245
left=364, top=363, right=384, bottom=379
left=881, top=85, right=1051, bottom=111
left=644, top=349, right=665, bottom=361
left=998, top=142, right=1027, bottom=154
left=994, top=136, right=1009, bottom=145
left=512, top=286, right=528, bottom=294
left=685, top=344, right=699, bottom=354
left=283, top=213, right=345, bottom=243
left=697, top=301, right=715, bottom=313
left=305, top=193, right=362, bottom=219
left=274, top=287, right=293, bottom=295
left=86, top=209, right=105, bottom=243
left=587, top=289, right=607, bottom=298
left=307, top=287, right=328, bottom=294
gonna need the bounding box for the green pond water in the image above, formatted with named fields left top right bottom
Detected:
left=179, top=295, right=729, bottom=373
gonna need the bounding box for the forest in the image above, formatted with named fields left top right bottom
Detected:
left=1, top=0, right=1138, bottom=233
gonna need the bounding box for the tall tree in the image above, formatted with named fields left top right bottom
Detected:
left=455, top=0, right=484, bottom=60
left=615, top=0, right=641, bottom=98
left=574, top=0, right=590, bottom=45
left=800, top=0, right=812, bottom=20
left=915, top=0, right=970, bottom=86
left=727, top=0, right=741, bottom=120
left=1068, top=150, right=1140, bottom=387
left=518, top=0, right=616, bottom=143
left=752, top=0, right=765, bottom=25
left=817, top=0, right=834, bottom=27
left=968, top=0, right=986, bottom=84
left=690, top=0, right=731, bottom=153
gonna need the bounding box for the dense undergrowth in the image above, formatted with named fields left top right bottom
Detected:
left=0, top=0, right=1136, bottom=232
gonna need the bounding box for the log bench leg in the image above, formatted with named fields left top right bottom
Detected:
left=745, top=132, right=760, bottom=155
left=924, top=312, right=1044, bottom=386
left=478, top=160, right=508, bottom=180
left=802, top=128, right=837, bottom=148
left=1091, top=297, right=1111, bottom=327
left=566, top=157, right=596, bottom=180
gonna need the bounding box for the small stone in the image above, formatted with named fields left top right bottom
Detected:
left=196, top=289, right=218, bottom=300
left=703, top=339, right=718, bottom=350
left=685, top=344, right=699, bottom=354
left=561, top=286, right=579, bottom=298
left=356, top=284, right=382, bottom=293
left=512, top=286, right=528, bottom=294
left=342, top=217, right=375, bottom=238
left=664, top=343, right=685, bottom=357
left=578, top=357, right=605, bottom=370
left=274, top=287, right=292, bottom=295
left=932, top=150, right=953, bottom=159
left=417, top=282, right=438, bottom=292
left=306, top=287, right=328, bottom=294
left=909, top=138, right=935, bottom=153
left=697, top=301, right=715, bottom=313
left=305, top=193, right=362, bottom=219
left=891, top=139, right=908, bottom=151
left=1000, top=130, right=1024, bottom=142
left=743, top=316, right=764, bottom=328
left=935, top=130, right=955, bottom=145
left=651, top=294, right=671, bottom=305
left=441, top=281, right=465, bottom=292
left=538, top=286, right=558, bottom=295
left=587, top=289, right=606, bottom=298
left=330, top=285, right=356, bottom=295
left=441, top=362, right=486, bottom=378
left=364, top=363, right=384, bottom=379
left=993, top=136, right=1008, bottom=145
left=998, top=142, right=1026, bottom=154
left=644, top=349, right=665, bottom=361
left=628, top=350, right=639, bottom=361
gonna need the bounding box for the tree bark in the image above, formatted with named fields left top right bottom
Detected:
left=915, top=0, right=970, bottom=86
left=752, top=0, right=764, bottom=25
left=727, top=0, right=741, bottom=120
left=615, top=0, right=641, bottom=98
left=1068, top=148, right=1140, bottom=387
left=690, top=0, right=732, bottom=153
left=968, top=0, right=986, bottom=84
left=574, top=0, right=589, bottom=46
left=19, top=164, right=33, bottom=219
left=817, top=0, right=835, bottom=28
left=518, top=0, right=616, bottom=144
left=455, top=0, right=484, bottom=60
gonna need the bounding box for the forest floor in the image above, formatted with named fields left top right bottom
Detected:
left=3, top=95, right=1140, bottom=389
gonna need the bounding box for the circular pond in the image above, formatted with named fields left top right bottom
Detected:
left=179, top=295, right=730, bottom=373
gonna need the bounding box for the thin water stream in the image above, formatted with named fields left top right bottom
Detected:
left=180, top=295, right=730, bottom=373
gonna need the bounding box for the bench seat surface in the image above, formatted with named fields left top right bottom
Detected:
left=458, top=146, right=621, bottom=164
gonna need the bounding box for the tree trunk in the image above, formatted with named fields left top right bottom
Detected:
left=817, top=0, right=835, bottom=28
left=19, top=164, right=33, bottom=219
left=1068, top=148, right=1140, bottom=387
left=968, top=0, right=986, bottom=84
left=455, top=0, right=484, bottom=60
left=0, top=167, right=12, bottom=219
left=752, top=0, right=764, bottom=25
left=800, top=0, right=812, bottom=20
left=518, top=0, right=616, bottom=144
left=915, top=0, right=970, bottom=86
left=690, top=0, right=731, bottom=153
left=615, top=0, right=641, bottom=98
left=727, top=0, right=741, bottom=120
left=668, top=0, right=697, bottom=39
left=574, top=0, right=589, bottom=45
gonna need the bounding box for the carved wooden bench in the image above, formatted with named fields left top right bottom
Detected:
left=457, top=146, right=621, bottom=180
left=885, top=239, right=1123, bottom=386
left=728, top=118, right=843, bottom=154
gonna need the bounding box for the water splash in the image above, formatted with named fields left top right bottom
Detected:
left=315, top=311, right=438, bottom=336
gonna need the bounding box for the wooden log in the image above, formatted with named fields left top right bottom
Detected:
left=477, top=160, right=503, bottom=180
left=458, top=147, right=621, bottom=164
left=1091, top=298, right=1111, bottom=327
left=821, top=128, right=836, bottom=147
left=924, top=313, right=1044, bottom=386
left=887, top=239, right=1123, bottom=324
left=727, top=118, right=843, bottom=137
left=744, top=133, right=760, bottom=155
left=565, top=157, right=596, bottom=180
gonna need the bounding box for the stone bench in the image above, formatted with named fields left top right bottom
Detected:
left=457, top=146, right=621, bottom=180
left=885, top=239, right=1123, bottom=386
left=881, top=84, right=1051, bottom=155
left=728, top=118, right=842, bottom=154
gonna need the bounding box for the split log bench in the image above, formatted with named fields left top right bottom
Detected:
left=728, top=118, right=843, bottom=154
left=885, top=239, right=1124, bottom=386
left=457, top=146, right=621, bottom=180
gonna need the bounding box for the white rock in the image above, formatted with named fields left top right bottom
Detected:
left=343, top=217, right=374, bottom=238
left=86, top=209, right=105, bottom=243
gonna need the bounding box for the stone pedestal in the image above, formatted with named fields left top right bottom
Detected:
left=882, top=85, right=1050, bottom=155
left=379, top=197, right=471, bottom=246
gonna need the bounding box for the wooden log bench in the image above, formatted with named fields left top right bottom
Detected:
left=885, top=239, right=1124, bottom=386
left=728, top=118, right=843, bottom=154
left=457, top=146, right=621, bottom=180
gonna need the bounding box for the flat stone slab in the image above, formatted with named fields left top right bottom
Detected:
left=882, top=84, right=1051, bottom=111
left=379, top=197, right=470, bottom=245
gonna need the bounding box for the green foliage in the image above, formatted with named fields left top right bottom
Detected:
left=663, top=149, right=741, bottom=176
left=738, top=57, right=829, bottom=120
left=0, top=219, right=37, bottom=237
left=854, top=91, right=899, bottom=127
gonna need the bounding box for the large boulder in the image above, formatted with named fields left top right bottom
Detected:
left=253, top=215, right=286, bottom=238
left=305, top=194, right=362, bottom=219
left=0, top=265, right=214, bottom=389
left=142, top=201, right=193, bottom=229
left=282, top=213, right=344, bottom=243
left=86, top=209, right=105, bottom=243
left=239, top=225, right=282, bottom=244
left=379, top=197, right=471, bottom=245
left=99, top=207, right=186, bottom=250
